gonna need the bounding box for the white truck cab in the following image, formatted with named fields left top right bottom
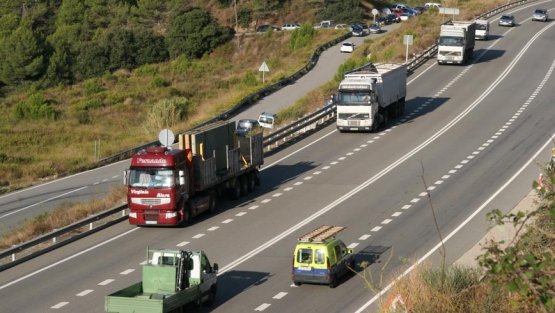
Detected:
left=474, top=19, right=489, bottom=40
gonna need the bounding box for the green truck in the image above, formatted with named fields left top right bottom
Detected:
left=105, top=248, right=218, bottom=313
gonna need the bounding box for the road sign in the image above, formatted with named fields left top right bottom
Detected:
left=158, top=129, right=175, bottom=147
left=386, top=293, right=409, bottom=312
left=403, top=35, right=413, bottom=63
left=259, top=61, right=270, bottom=83
left=372, top=9, right=378, bottom=23
left=439, top=8, right=460, bottom=15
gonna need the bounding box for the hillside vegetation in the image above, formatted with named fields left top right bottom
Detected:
left=0, top=0, right=364, bottom=191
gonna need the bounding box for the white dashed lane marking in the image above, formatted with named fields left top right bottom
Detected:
left=76, top=290, right=93, bottom=296
left=51, top=302, right=69, bottom=309
left=98, top=279, right=114, bottom=285
left=120, top=269, right=134, bottom=275
left=273, top=292, right=288, bottom=299
left=255, top=303, right=271, bottom=311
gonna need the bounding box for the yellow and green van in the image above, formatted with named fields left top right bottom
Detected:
left=291, top=225, right=355, bottom=288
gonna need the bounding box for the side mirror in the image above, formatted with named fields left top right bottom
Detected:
left=213, top=263, right=219, bottom=273
left=123, top=170, right=129, bottom=187
left=347, top=249, right=354, bottom=254
left=179, top=170, right=185, bottom=186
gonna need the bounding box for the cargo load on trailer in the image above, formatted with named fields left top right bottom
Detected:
left=437, top=21, right=476, bottom=65
left=336, top=62, right=407, bottom=133
left=105, top=248, right=218, bottom=313
left=124, top=122, right=264, bottom=226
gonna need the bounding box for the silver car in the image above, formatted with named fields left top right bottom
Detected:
left=498, top=14, right=515, bottom=27
left=532, top=9, right=548, bottom=22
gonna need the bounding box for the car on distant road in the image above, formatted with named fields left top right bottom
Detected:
left=235, top=119, right=262, bottom=137
left=340, top=41, right=355, bottom=53
left=335, top=23, right=350, bottom=29
left=257, top=25, right=280, bottom=32
left=414, top=6, right=427, bottom=14
left=282, top=23, right=301, bottom=30
left=498, top=14, right=515, bottom=27
left=387, top=14, right=401, bottom=23
left=351, top=27, right=364, bottom=36
left=391, top=8, right=404, bottom=17
left=532, top=9, right=548, bottom=22
left=369, top=23, right=381, bottom=34
left=400, top=13, right=412, bottom=21
left=376, top=16, right=390, bottom=26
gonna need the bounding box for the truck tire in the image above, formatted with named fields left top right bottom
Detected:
left=179, top=204, right=192, bottom=227
left=239, top=175, right=248, bottom=196
left=205, top=286, right=216, bottom=306
left=371, top=114, right=379, bottom=133
left=208, top=190, right=218, bottom=214
left=230, top=179, right=241, bottom=200
left=329, top=274, right=338, bottom=289
left=247, top=172, right=257, bottom=192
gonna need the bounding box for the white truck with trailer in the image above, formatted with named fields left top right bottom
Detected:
left=437, top=21, right=476, bottom=65
left=336, top=63, right=407, bottom=133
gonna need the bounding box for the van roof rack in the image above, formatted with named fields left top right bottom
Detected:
left=298, top=225, right=346, bottom=243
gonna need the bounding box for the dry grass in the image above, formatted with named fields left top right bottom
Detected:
left=375, top=261, right=520, bottom=313
left=0, top=187, right=126, bottom=250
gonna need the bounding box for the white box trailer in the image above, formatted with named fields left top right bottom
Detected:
left=336, top=63, right=407, bottom=132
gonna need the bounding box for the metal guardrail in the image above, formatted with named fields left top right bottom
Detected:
left=0, top=204, right=128, bottom=272
left=1, top=0, right=537, bottom=271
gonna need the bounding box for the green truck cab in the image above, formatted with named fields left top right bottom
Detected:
left=105, top=248, right=218, bottom=313
left=291, top=225, right=355, bottom=288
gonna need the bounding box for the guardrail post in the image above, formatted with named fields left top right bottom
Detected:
left=122, top=209, right=126, bottom=217
left=90, top=222, right=93, bottom=230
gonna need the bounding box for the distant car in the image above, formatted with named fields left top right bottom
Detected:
left=414, top=6, right=427, bottom=14
left=351, top=27, right=364, bottom=36
left=425, top=2, right=442, bottom=9
left=335, top=24, right=349, bottom=29
left=376, top=16, right=390, bottom=26
left=498, top=14, right=515, bottom=26
left=391, top=9, right=404, bottom=17
left=369, top=23, right=381, bottom=34
left=340, top=41, right=355, bottom=53
left=387, top=14, right=401, bottom=23
left=350, top=21, right=368, bottom=29
left=235, top=119, right=262, bottom=137
left=282, top=23, right=301, bottom=30
left=400, top=13, right=412, bottom=21
left=532, top=9, right=548, bottom=22
left=256, top=25, right=280, bottom=32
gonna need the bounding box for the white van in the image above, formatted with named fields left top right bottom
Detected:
left=425, top=3, right=442, bottom=9
left=475, top=19, right=489, bottom=40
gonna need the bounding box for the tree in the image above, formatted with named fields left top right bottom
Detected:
left=316, top=0, right=363, bottom=22
left=45, top=24, right=82, bottom=85
left=56, top=0, right=87, bottom=26
left=166, top=8, right=234, bottom=59
left=0, top=24, right=45, bottom=85
left=75, top=41, right=110, bottom=80
left=133, top=29, right=169, bottom=65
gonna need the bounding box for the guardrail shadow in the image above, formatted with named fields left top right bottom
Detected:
left=473, top=49, right=505, bottom=64
left=395, top=97, right=449, bottom=126
left=198, top=270, right=272, bottom=312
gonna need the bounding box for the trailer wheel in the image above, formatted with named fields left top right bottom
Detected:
left=247, top=172, right=257, bottom=192
left=371, top=114, right=379, bottom=133
left=230, top=179, right=241, bottom=200
left=240, top=175, right=248, bottom=196
left=208, top=190, right=218, bottom=214
left=400, top=98, right=406, bottom=115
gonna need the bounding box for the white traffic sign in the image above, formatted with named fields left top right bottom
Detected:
left=403, top=35, right=414, bottom=64
left=372, top=9, right=378, bottom=23
left=439, top=8, right=460, bottom=15
left=259, top=61, right=270, bottom=83
left=158, top=129, right=175, bottom=147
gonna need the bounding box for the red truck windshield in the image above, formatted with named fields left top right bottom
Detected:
left=129, top=168, right=175, bottom=188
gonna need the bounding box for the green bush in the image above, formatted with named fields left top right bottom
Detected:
left=135, top=65, right=157, bottom=77
left=289, top=24, right=316, bottom=51
left=144, top=97, right=189, bottom=134
left=84, top=80, right=104, bottom=95
left=150, top=75, right=167, bottom=88
left=12, top=93, right=56, bottom=121
left=242, top=70, right=258, bottom=87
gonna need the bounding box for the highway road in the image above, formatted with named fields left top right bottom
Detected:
left=0, top=23, right=400, bottom=230
left=2, top=2, right=555, bottom=313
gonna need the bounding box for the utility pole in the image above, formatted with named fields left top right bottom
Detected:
left=234, top=0, right=238, bottom=32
